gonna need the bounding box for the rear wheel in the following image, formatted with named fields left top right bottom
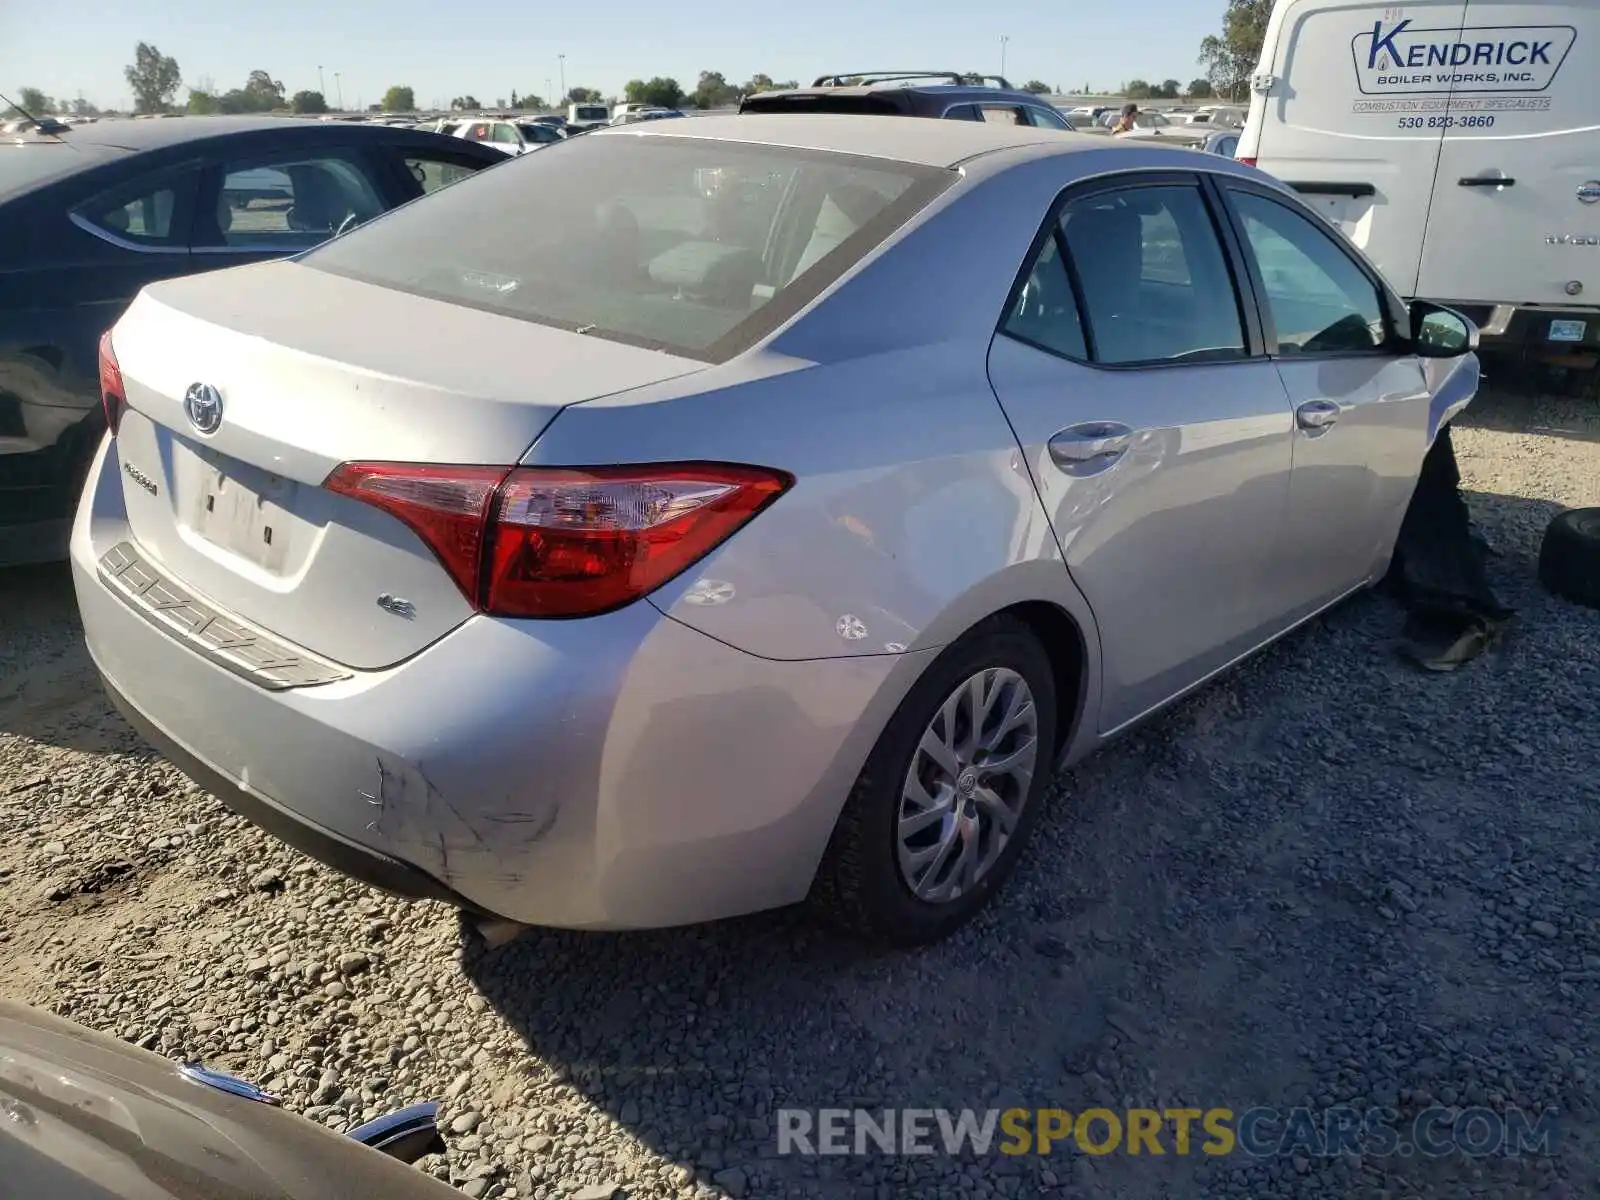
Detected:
left=809, top=616, right=1058, bottom=945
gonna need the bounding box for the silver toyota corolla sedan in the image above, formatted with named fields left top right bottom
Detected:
left=73, top=115, right=1480, bottom=945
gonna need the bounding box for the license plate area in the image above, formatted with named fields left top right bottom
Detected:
left=1548, top=319, right=1587, bottom=343
left=186, top=449, right=299, bottom=571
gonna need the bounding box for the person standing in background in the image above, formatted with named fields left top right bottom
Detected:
left=1111, top=103, right=1139, bottom=134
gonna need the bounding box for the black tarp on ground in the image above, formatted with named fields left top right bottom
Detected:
left=1384, top=423, right=1514, bottom=671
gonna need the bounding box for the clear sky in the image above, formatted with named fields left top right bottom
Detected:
left=5, top=0, right=1221, bottom=111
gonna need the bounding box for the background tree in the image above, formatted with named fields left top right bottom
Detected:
left=382, top=85, right=416, bottom=112
left=1022, top=79, right=1052, bottom=94
left=1123, top=79, right=1155, bottom=100
left=1187, top=78, right=1215, bottom=98
left=291, top=89, right=329, bottom=114
left=124, top=42, right=182, bottom=113
left=243, top=70, right=285, bottom=109
left=740, top=73, right=797, bottom=95
left=450, top=95, right=481, bottom=110
left=690, top=71, right=737, bottom=109
left=1198, top=0, right=1271, bottom=101
left=516, top=92, right=546, bottom=110
left=68, top=95, right=100, bottom=116
left=17, top=87, right=52, bottom=113
left=1156, top=79, right=1182, bottom=98
left=565, top=86, right=603, bottom=103
left=624, top=77, right=685, bottom=108
left=187, top=88, right=221, bottom=114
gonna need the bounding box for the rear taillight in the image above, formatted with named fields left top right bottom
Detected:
left=1238, top=156, right=1257, bottom=167
left=326, top=461, right=792, bottom=619
left=98, top=329, right=125, bottom=434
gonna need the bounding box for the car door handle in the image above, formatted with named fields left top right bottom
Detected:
left=1296, top=399, right=1341, bottom=430
left=1458, top=175, right=1515, bottom=188
left=1048, top=422, right=1134, bottom=473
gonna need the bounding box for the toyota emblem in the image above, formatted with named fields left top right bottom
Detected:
left=1579, top=181, right=1600, bottom=206
left=183, top=383, right=223, bottom=435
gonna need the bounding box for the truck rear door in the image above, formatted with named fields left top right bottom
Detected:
left=1416, top=0, right=1596, bottom=321
left=1245, top=0, right=1468, bottom=297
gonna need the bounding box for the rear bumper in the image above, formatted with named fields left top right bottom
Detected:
left=72, top=435, right=921, bottom=929
left=100, top=673, right=484, bottom=912
left=1445, top=303, right=1600, bottom=356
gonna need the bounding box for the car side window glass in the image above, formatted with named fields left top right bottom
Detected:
left=1002, top=231, right=1088, bottom=360
left=943, top=104, right=981, bottom=121
left=463, top=123, right=491, bottom=142
left=492, top=123, right=521, bottom=145
left=1228, top=190, right=1388, bottom=355
left=979, top=106, right=1026, bottom=125
left=214, top=155, right=386, bottom=249
left=1026, top=106, right=1072, bottom=130
left=1059, top=185, right=1246, bottom=365
left=404, top=155, right=483, bottom=195
left=78, top=174, right=194, bottom=246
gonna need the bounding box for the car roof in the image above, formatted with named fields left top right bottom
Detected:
left=45, top=116, right=434, bottom=152
left=598, top=112, right=1137, bottom=169
left=752, top=81, right=1049, bottom=106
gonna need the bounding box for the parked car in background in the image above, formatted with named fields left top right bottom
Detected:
left=566, top=102, right=612, bottom=132
left=1066, top=106, right=1110, bottom=123
left=0, top=1000, right=458, bottom=1199
left=1240, top=0, right=1600, bottom=368
left=1109, top=109, right=1208, bottom=147
left=1180, top=105, right=1247, bottom=129
left=450, top=118, right=564, bottom=155
left=1200, top=128, right=1242, bottom=158
left=610, top=108, right=686, bottom=125
left=0, top=117, right=505, bottom=566
left=3, top=115, right=72, bottom=136
left=739, top=71, right=1075, bottom=129
left=78, top=115, right=1478, bottom=947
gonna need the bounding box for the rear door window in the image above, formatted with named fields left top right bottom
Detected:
left=1059, top=184, right=1247, bottom=365
left=74, top=167, right=202, bottom=251
left=978, top=105, right=1027, bottom=125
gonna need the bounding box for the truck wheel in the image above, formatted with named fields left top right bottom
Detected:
left=1537, top=508, right=1600, bottom=609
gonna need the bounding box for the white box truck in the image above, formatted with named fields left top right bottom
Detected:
left=1237, top=0, right=1600, bottom=368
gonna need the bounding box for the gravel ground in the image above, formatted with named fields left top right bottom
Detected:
left=1, top=379, right=1596, bottom=1200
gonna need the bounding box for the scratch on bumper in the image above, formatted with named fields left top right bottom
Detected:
left=362, top=754, right=558, bottom=885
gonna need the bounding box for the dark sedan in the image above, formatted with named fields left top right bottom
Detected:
left=0, top=116, right=506, bottom=565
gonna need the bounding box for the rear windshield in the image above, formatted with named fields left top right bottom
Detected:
left=740, top=93, right=903, bottom=117
left=573, top=106, right=609, bottom=121
left=0, top=143, right=119, bottom=202
left=303, top=133, right=953, bottom=361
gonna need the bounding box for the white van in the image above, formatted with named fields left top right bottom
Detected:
left=1238, top=0, right=1600, bottom=360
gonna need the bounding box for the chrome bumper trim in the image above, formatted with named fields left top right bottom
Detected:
left=97, top=540, right=351, bottom=690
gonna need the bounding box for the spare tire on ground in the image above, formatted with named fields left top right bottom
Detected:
left=1538, top=508, right=1600, bottom=609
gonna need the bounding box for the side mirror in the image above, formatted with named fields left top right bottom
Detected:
left=1411, top=300, right=1478, bottom=358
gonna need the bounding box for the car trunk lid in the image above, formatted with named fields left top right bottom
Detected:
left=108, top=261, right=706, bottom=670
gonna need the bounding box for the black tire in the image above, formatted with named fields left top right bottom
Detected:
left=1538, top=507, right=1600, bottom=610
left=808, top=615, right=1059, bottom=946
